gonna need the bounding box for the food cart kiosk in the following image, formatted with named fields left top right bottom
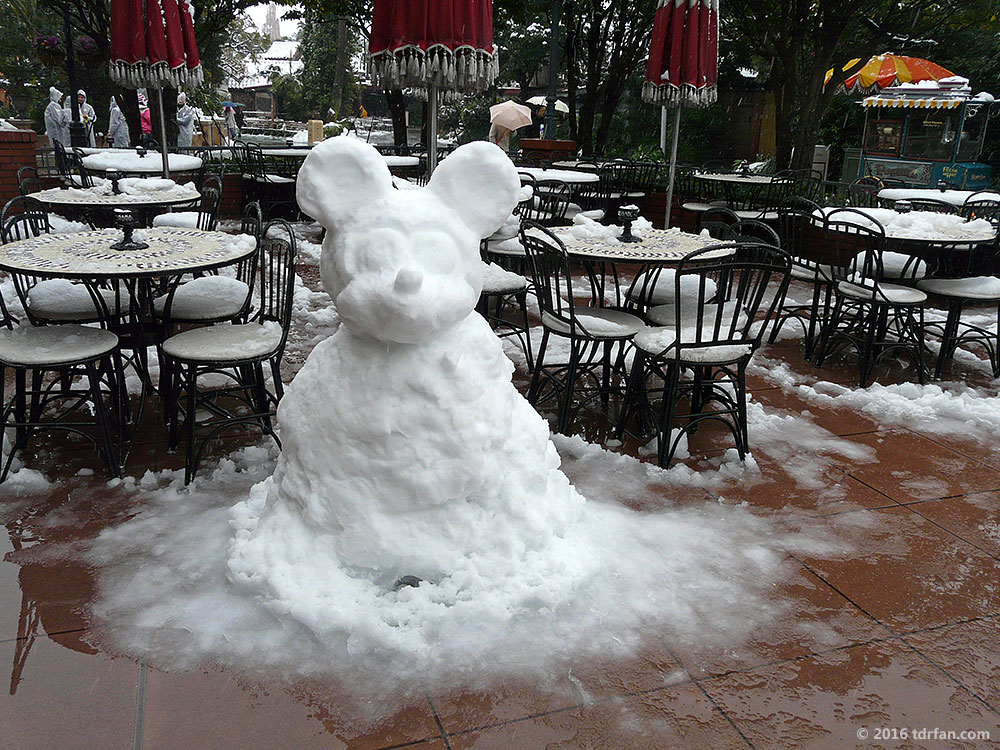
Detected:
left=859, top=81, right=995, bottom=189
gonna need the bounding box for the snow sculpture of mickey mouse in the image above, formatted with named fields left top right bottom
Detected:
left=228, top=138, right=585, bottom=612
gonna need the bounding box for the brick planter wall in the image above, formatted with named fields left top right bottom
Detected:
left=0, top=130, right=38, bottom=205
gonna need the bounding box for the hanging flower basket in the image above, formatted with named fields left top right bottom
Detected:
left=34, top=35, right=65, bottom=67
left=75, top=36, right=108, bottom=69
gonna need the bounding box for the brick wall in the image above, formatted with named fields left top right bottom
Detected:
left=0, top=129, right=38, bottom=206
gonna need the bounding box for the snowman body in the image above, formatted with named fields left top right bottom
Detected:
left=228, top=138, right=586, bottom=619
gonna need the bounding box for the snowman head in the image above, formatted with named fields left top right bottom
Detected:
left=297, top=137, right=520, bottom=344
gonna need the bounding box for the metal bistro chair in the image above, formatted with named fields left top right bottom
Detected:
left=814, top=208, right=929, bottom=386
left=767, top=198, right=838, bottom=358
left=918, top=238, right=1000, bottom=379
left=160, top=219, right=296, bottom=484
left=477, top=242, right=534, bottom=371
left=17, top=166, right=42, bottom=197
left=619, top=242, right=791, bottom=467
left=1, top=197, right=128, bottom=326
left=0, top=264, right=127, bottom=483
left=152, top=182, right=221, bottom=231
left=521, top=222, right=644, bottom=434
left=521, top=179, right=573, bottom=227
left=699, top=206, right=740, bottom=240
left=902, top=198, right=961, bottom=215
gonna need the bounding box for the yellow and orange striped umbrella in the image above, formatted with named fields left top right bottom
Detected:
left=825, top=53, right=954, bottom=95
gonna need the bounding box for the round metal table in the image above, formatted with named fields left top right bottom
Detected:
left=877, top=188, right=1000, bottom=208
left=81, top=152, right=203, bottom=174
left=0, top=227, right=256, bottom=279
left=27, top=184, right=201, bottom=217
left=516, top=167, right=600, bottom=185
left=543, top=227, right=728, bottom=306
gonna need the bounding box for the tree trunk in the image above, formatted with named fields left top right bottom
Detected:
left=385, top=88, right=408, bottom=147
left=331, top=16, right=348, bottom=118
left=564, top=2, right=578, bottom=142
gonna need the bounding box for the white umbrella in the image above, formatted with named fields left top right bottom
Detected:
left=526, top=95, right=569, bottom=113
left=490, top=101, right=533, bottom=131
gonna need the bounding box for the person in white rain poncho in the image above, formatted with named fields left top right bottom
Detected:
left=44, top=87, right=67, bottom=146
left=74, top=90, right=97, bottom=147
left=107, top=97, right=130, bottom=148
left=176, top=92, right=195, bottom=148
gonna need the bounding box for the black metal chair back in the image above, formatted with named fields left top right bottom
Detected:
left=904, top=198, right=960, bottom=215
left=665, top=243, right=791, bottom=360
left=17, top=167, right=41, bottom=197
left=847, top=177, right=882, bottom=207
left=777, top=197, right=821, bottom=257
left=699, top=206, right=739, bottom=240
left=1, top=196, right=50, bottom=243
left=822, top=208, right=912, bottom=304
left=735, top=219, right=780, bottom=247
left=520, top=180, right=572, bottom=227
left=256, top=220, right=297, bottom=346
left=196, top=186, right=221, bottom=231
left=521, top=222, right=597, bottom=336
left=960, top=197, right=1000, bottom=229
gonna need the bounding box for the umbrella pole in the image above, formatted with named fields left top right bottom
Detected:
left=428, top=84, right=439, bottom=175
left=156, top=88, right=171, bottom=179
left=660, top=106, right=668, bottom=157
left=663, top=106, right=681, bottom=229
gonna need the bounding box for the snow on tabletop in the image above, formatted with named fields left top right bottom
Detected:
left=817, top=206, right=997, bottom=241
left=81, top=151, right=203, bottom=172
left=878, top=188, right=1000, bottom=206
left=567, top=212, right=654, bottom=243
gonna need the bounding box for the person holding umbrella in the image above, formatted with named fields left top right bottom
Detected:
left=489, top=100, right=533, bottom=153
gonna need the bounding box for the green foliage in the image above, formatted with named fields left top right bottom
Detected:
left=299, top=9, right=359, bottom=119
left=270, top=72, right=308, bottom=121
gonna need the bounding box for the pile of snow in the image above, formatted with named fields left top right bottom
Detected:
left=817, top=206, right=996, bottom=240
left=82, top=151, right=203, bottom=172
left=0, top=118, right=18, bottom=131
left=567, top=212, right=653, bottom=242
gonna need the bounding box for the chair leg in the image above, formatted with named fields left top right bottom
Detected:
left=86, top=361, right=120, bottom=478
left=557, top=340, right=581, bottom=434
left=14, top=370, right=27, bottom=449
left=269, top=357, right=284, bottom=402
left=518, top=290, right=534, bottom=372
left=934, top=300, right=963, bottom=379
left=656, top=364, right=683, bottom=468
left=527, top=330, right=549, bottom=405
left=184, top=363, right=198, bottom=485
left=736, top=361, right=749, bottom=456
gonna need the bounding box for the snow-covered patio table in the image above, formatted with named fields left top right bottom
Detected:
left=694, top=173, right=775, bottom=186
left=516, top=167, right=600, bottom=185
left=28, top=178, right=200, bottom=214
left=539, top=224, right=728, bottom=305
left=0, top=227, right=255, bottom=280
left=81, top=151, right=203, bottom=174
left=812, top=206, right=997, bottom=245
left=260, top=148, right=420, bottom=169
left=877, top=188, right=1000, bottom=207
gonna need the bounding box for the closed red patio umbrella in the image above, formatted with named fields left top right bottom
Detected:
left=643, top=0, right=719, bottom=227
left=369, top=0, right=498, bottom=172
left=109, top=0, right=203, bottom=176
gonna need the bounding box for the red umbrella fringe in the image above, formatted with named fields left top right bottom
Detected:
left=369, top=44, right=499, bottom=94
left=641, top=80, right=717, bottom=107
left=109, top=59, right=204, bottom=89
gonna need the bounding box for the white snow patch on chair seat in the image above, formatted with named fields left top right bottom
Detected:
left=855, top=250, right=928, bottom=279
left=541, top=308, right=643, bottom=338
left=486, top=237, right=526, bottom=257
left=161, top=321, right=282, bottom=362
left=791, top=263, right=835, bottom=283
left=917, top=276, right=1000, bottom=300
left=152, top=212, right=199, bottom=228
left=633, top=327, right=752, bottom=363
left=681, top=201, right=727, bottom=213
left=0, top=324, right=118, bottom=366
left=646, top=299, right=745, bottom=329
left=28, top=279, right=129, bottom=320
left=255, top=174, right=295, bottom=184
left=153, top=276, right=251, bottom=320
left=480, top=263, right=528, bottom=294
left=838, top=281, right=927, bottom=305
left=627, top=270, right=717, bottom=306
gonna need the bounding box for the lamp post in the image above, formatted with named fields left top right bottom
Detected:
left=63, top=8, right=86, bottom=147
left=544, top=0, right=560, bottom=139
